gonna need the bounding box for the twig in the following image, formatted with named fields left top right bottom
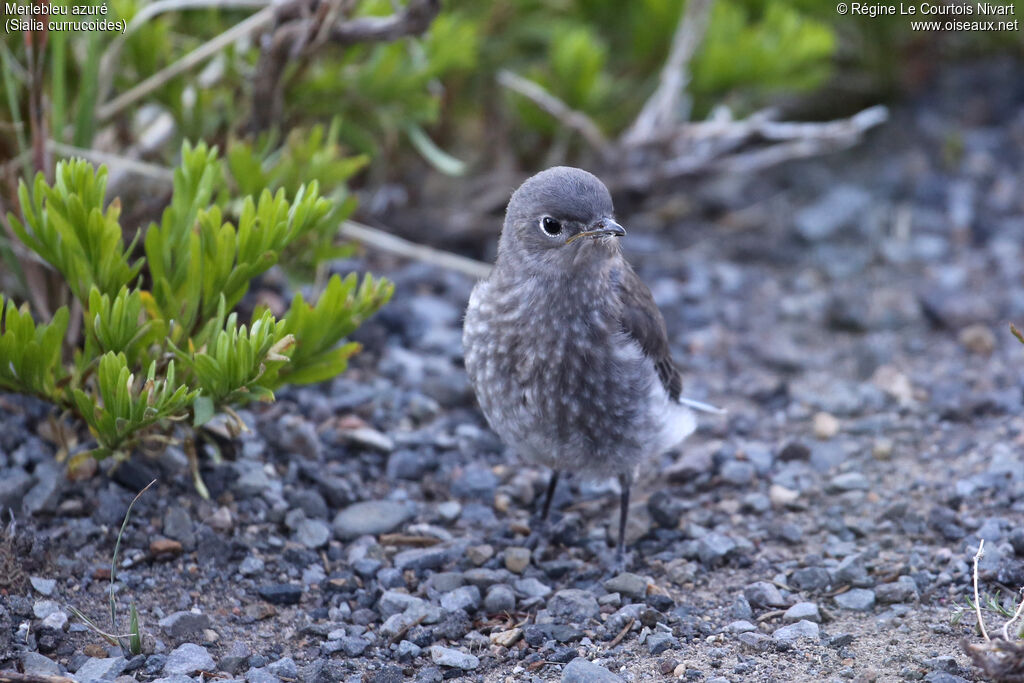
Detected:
left=96, top=0, right=274, bottom=106
left=1003, top=588, right=1024, bottom=641
left=608, top=617, right=634, bottom=648
left=48, top=142, right=175, bottom=183
left=341, top=220, right=492, bottom=280
left=250, top=0, right=440, bottom=131
left=96, top=5, right=277, bottom=123
left=496, top=70, right=610, bottom=157
left=975, top=539, right=990, bottom=641
left=621, top=0, right=715, bottom=146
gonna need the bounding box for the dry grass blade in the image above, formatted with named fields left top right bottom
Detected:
left=975, top=539, right=990, bottom=641
left=109, top=479, right=157, bottom=645
left=608, top=617, right=634, bottom=648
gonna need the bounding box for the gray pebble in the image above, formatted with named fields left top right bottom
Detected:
left=783, top=602, right=821, bottom=623
left=834, top=588, right=876, bottom=611
left=332, top=500, right=413, bottom=540
left=484, top=584, right=516, bottom=613
left=772, top=619, right=820, bottom=644
left=698, top=533, right=737, bottom=565
left=29, top=576, right=56, bottom=596
left=560, top=657, right=624, bottom=683
left=164, top=644, right=215, bottom=676
left=548, top=589, right=600, bottom=622
left=602, top=573, right=647, bottom=601
left=429, top=645, right=479, bottom=670
left=293, top=518, right=331, bottom=548
left=440, top=585, right=481, bottom=613
left=75, top=657, right=127, bottom=682
left=743, top=581, right=787, bottom=608
left=158, top=611, right=211, bottom=638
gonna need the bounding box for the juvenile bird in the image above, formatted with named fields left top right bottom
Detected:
left=463, top=167, right=719, bottom=560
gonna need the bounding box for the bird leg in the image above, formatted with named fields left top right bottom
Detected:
left=616, top=474, right=631, bottom=562
left=525, top=470, right=560, bottom=553
left=540, top=470, right=560, bottom=521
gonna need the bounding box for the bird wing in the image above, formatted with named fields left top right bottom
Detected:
left=615, top=264, right=683, bottom=401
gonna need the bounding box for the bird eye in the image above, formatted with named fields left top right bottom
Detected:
left=540, top=216, right=562, bottom=236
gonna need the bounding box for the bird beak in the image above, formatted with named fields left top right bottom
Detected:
left=565, top=219, right=627, bottom=244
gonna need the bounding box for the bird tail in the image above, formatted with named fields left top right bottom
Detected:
left=678, top=396, right=726, bottom=415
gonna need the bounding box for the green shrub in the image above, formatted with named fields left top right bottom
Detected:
left=1, top=141, right=393, bottom=475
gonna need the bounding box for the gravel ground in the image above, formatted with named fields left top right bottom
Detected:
left=2, top=60, right=1024, bottom=683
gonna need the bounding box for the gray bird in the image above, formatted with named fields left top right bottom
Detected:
left=463, top=167, right=718, bottom=560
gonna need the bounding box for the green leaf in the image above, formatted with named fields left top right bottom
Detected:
left=192, top=395, right=214, bottom=427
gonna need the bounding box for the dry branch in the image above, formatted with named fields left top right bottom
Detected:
left=621, top=0, right=715, bottom=146
left=250, top=0, right=440, bottom=132
left=497, top=70, right=611, bottom=157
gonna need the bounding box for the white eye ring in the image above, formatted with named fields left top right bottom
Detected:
left=539, top=216, right=562, bottom=236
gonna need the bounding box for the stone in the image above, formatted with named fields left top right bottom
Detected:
left=342, top=427, right=394, bottom=453
left=646, top=632, right=678, bottom=655
left=440, top=585, right=482, bottom=613
left=75, top=657, right=127, bottom=682
left=219, top=641, right=251, bottom=674
left=743, top=581, right=787, bottom=608
left=827, top=472, right=870, bottom=493
left=484, top=584, right=516, bottom=613
left=163, top=507, right=195, bottom=548
left=773, top=619, right=820, bottom=644
left=429, top=645, right=479, bottom=670
left=29, top=576, right=56, bottom=596
left=245, top=667, right=282, bottom=683
left=490, top=627, right=522, bottom=648
left=163, top=644, right=215, bottom=676
left=379, top=591, right=428, bottom=619
left=22, top=652, right=61, bottom=676
left=603, top=573, right=648, bottom=601
left=515, top=577, right=552, bottom=599
left=503, top=546, right=531, bottom=574
left=875, top=576, right=919, bottom=604
left=813, top=412, right=840, bottom=439
left=158, top=611, right=211, bottom=638
left=0, top=469, right=33, bottom=509
left=548, top=589, right=600, bottom=622
left=450, top=464, right=498, bottom=501
left=789, top=567, right=832, bottom=592
left=794, top=185, right=872, bottom=242
left=394, top=546, right=451, bottom=572
left=720, top=460, right=755, bottom=485
left=783, top=602, right=821, bottom=623
left=257, top=584, right=302, bottom=605
left=698, top=533, right=737, bottom=565
left=332, top=500, right=413, bottom=540
left=959, top=324, right=995, bottom=355
left=33, top=600, right=60, bottom=619
left=834, top=588, right=875, bottom=611
left=467, top=544, right=494, bottom=565
left=293, top=518, right=331, bottom=548
left=560, top=657, right=625, bottom=682
left=726, top=620, right=757, bottom=633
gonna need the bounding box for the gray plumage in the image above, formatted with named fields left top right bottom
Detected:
left=463, top=167, right=697, bottom=555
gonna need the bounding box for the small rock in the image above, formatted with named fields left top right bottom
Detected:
left=239, top=555, right=265, bottom=576
left=158, top=611, right=211, bottom=638
left=743, top=581, right=787, bottom=608
left=698, top=533, right=737, bottom=565
left=293, top=518, right=331, bottom=549
left=29, top=576, right=56, bottom=596
left=548, top=589, right=600, bottom=622
left=75, top=657, right=126, bottom=682
left=875, top=576, right=919, bottom=604
left=834, top=588, right=875, bottom=611
left=429, top=645, right=479, bottom=670
left=603, top=573, right=648, bottom=601
left=267, top=657, right=297, bottom=679
left=647, top=632, right=678, bottom=655
left=560, top=657, right=625, bottom=683
left=783, top=602, right=821, bottom=623
left=794, top=185, right=872, bottom=242
left=22, top=652, right=60, bottom=676
left=394, top=546, right=451, bottom=572
left=163, top=644, right=215, bottom=676
left=773, top=619, right=819, bottom=644
left=467, top=544, right=494, bottom=565
left=437, top=501, right=462, bottom=522
left=771, top=486, right=801, bottom=512
left=342, top=427, right=394, bottom=453
left=790, top=567, right=832, bottom=592
left=484, top=585, right=516, bottom=613
left=720, top=460, right=755, bottom=485
left=515, top=577, right=552, bottom=599
left=33, top=600, right=60, bottom=619
left=332, top=500, right=413, bottom=540
left=737, top=632, right=773, bottom=652
left=827, top=472, right=870, bottom=493
left=440, top=585, right=482, bottom=613
left=959, top=324, right=995, bottom=355
left=726, top=620, right=757, bottom=633
left=489, top=628, right=522, bottom=648
left=257, top=584, right=302, bottom=605
left=503, top=546, right=531, bottom=574
left=813, top=412, right=840, bottom=439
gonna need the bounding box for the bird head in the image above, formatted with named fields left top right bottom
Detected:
left=497, top=167, right=625, bottom=273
